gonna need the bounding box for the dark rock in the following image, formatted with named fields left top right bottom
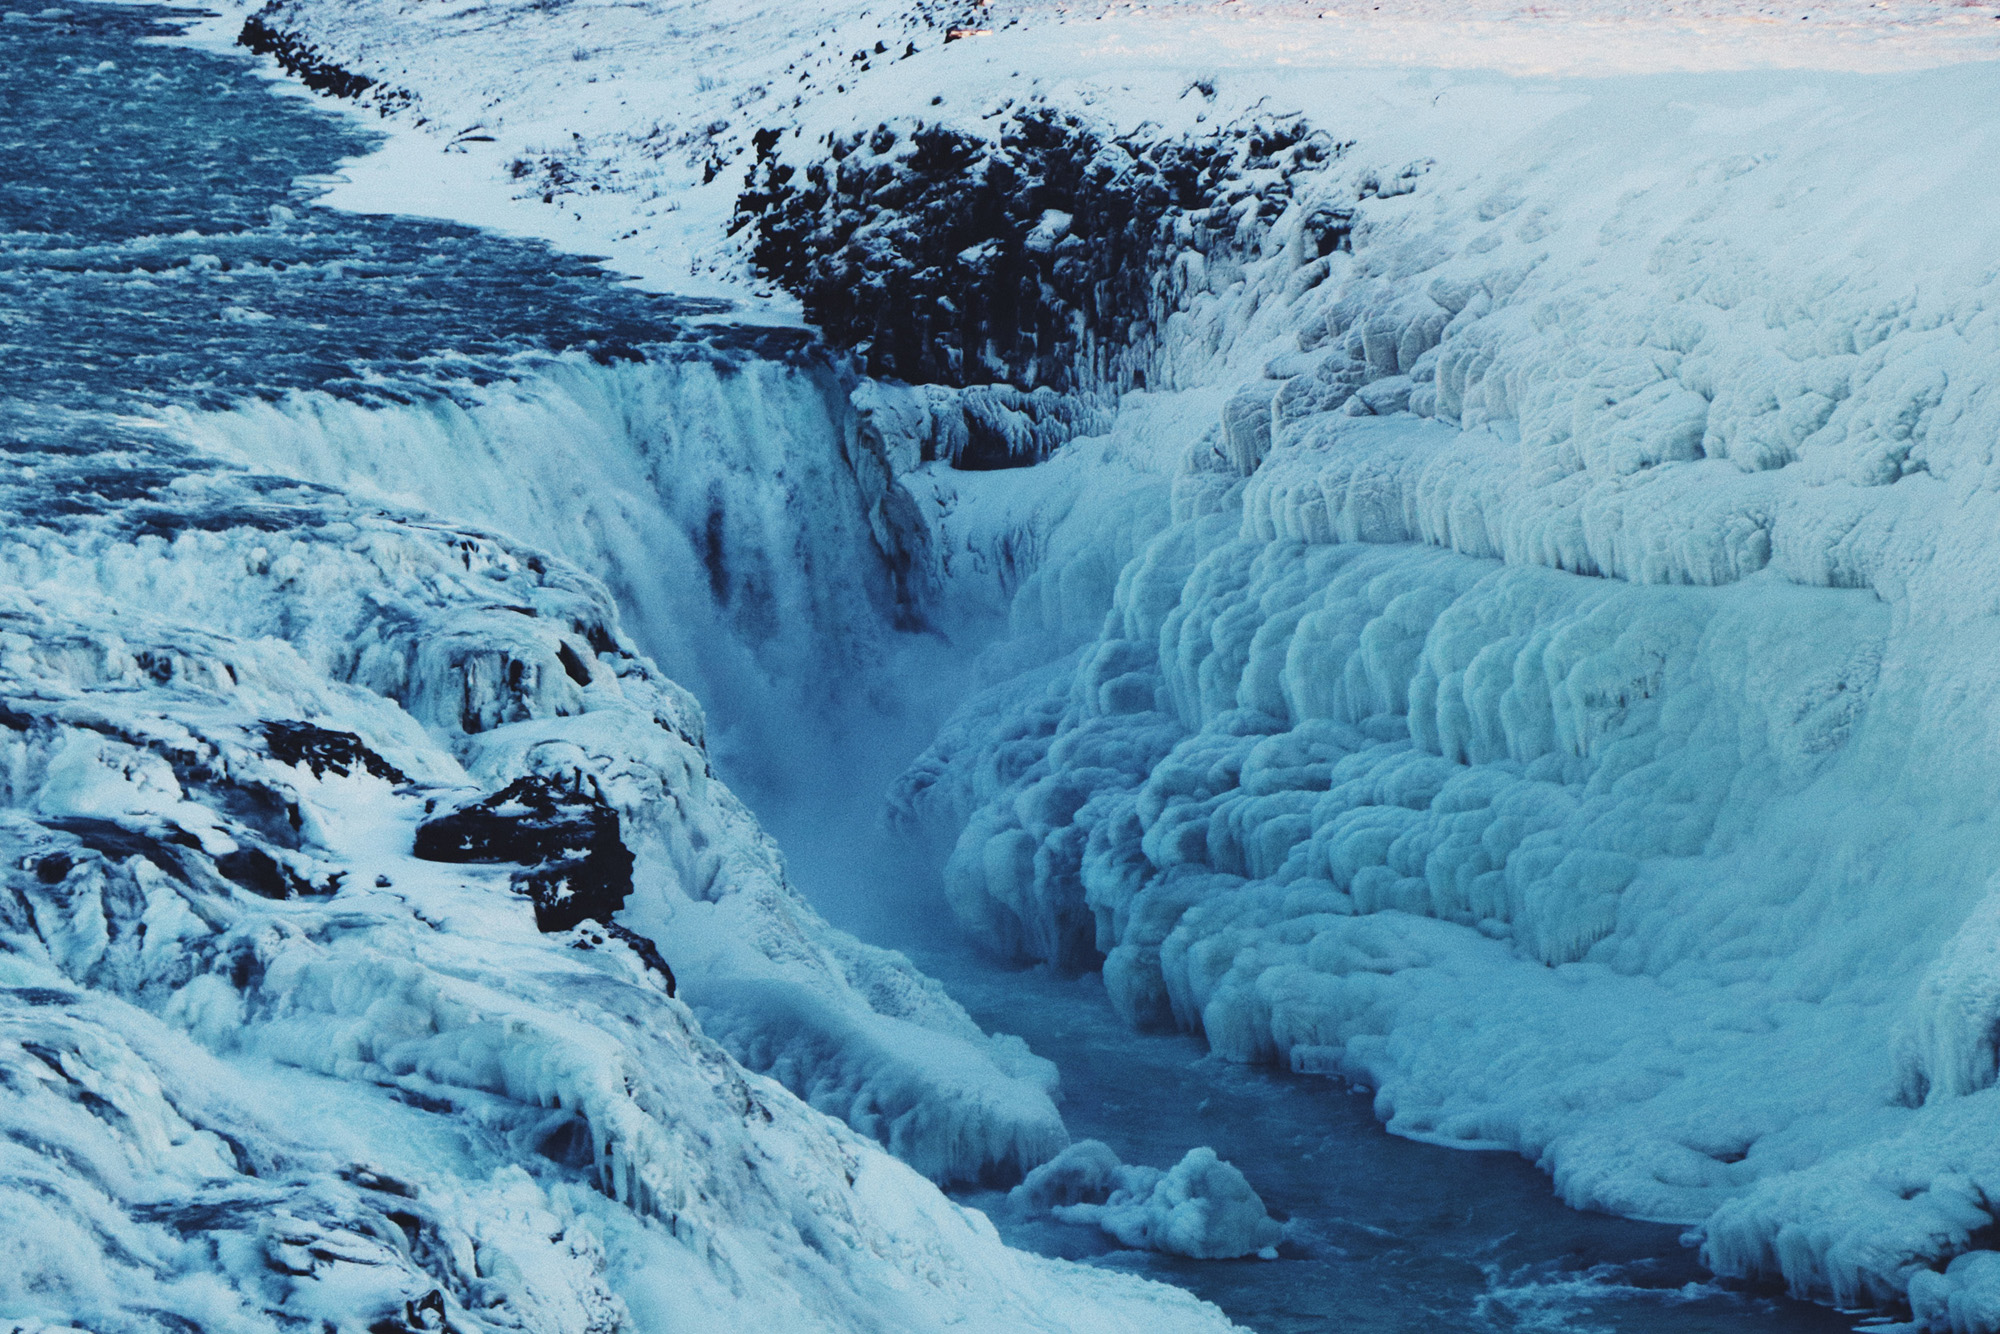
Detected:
left=412, top=776, right=634, bottom=933
left=1302, top=203, right=1355, bottom=257
left=368, top=1289, right=448, bottom=1334
left=605, top=921, right=676, bottom=997
left=569, top=921, right=676, bottom=997
left=215, top=845, right=302, bottom=899
left=556, top=640, right=593, bottom=686
left=263, top=720, right=410, bottom=783
left=339, top=1165, right=417, bottom=1198
left=734, top=105, right=1351, bottom=455
left=41, top=817, right=196, bottom=885
left=511, top=854, right=630, bottom=934
left=238, top=12, right=381, bottom=102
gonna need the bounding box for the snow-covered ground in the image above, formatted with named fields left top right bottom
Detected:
left=215, top=0, right=2000, bottom=303
left=44, top=0, right=2000, bottom=1326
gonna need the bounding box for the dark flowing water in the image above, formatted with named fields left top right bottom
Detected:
left=0, top=0, right=795, bottom=455
left=918, top=949, right=1854, bottom=1333
left=3, top=7, right=1857, bottom=1331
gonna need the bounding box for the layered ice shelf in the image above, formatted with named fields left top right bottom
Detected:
left=884, top=47, right=2000, bottom=1329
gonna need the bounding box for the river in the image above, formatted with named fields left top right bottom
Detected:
left=918, top=946, right=1852, bottom=1333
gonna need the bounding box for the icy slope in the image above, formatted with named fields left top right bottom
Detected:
left=0, top=442, right=1235, bottom=1332
left=154, top=343, right=1095, bottom=1187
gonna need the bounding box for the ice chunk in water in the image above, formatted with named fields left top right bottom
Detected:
left=1012, top=1140, right=1282, bottom=1260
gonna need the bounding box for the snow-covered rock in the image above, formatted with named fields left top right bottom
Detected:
left=0, top=440, right=1240, bottom=1330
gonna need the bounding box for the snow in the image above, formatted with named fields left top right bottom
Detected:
left=149, top=346, right=1085, bottom=1188
left=884, top=57, right=2000, bottom=1314
left=180, top=0, right=2000, bottom=312
left=61, top=0, right=2000, bottom=1325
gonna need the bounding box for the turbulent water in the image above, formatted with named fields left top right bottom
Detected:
left=2, top=0, right=914, bottom=761
left=0, top=2, right=736, bottom=429
left=0, top=6, right=1864, bottom=1332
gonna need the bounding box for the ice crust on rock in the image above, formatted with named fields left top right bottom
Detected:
left=0, top=446, right=1236, bottom=1332
left=159, top=350, right=1082, bottom=1187
left=1011, top=1140, right=1283, bottom=1260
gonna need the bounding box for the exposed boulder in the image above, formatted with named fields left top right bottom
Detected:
left=414, top=774, right=635, bottom=932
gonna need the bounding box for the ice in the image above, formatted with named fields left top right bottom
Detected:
left=159, top=354, right=1078, bottom=1188
left=0, top=483, right=1235, bottom=1332
left=160, top=351, right=911, bottom=733
left=691, top=976, right=1068, bottom=1184
left=1011, top=1140, right=1284, bottom=1260
left=855, top=33, right=2000, bottom=1333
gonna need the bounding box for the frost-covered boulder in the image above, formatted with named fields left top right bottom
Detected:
left=414, top=773, right=637, bottom=933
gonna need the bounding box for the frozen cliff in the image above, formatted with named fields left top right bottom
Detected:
left=0, top=428, right=1247, bottom=1331
left=0, top=414, right=1269, bottom=1332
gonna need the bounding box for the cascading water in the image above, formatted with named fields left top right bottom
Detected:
left=163, top=350, right=908, bottom=770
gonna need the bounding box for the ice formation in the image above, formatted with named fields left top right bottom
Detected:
left=1011, top=1140, right=1283, bottom=1260
left=882, top=55, right=2000, bottom=1329
left=153, top=335, right=1102, bottom=1183
left=0, top=443, right=1242, bottom=1330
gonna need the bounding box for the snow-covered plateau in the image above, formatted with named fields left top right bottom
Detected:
left=13, top=0, right=2000, bottom=1328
